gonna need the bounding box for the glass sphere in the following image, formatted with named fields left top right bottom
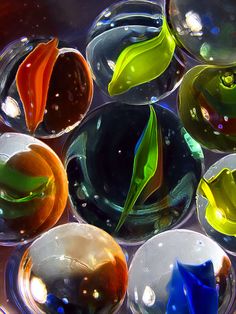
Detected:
left=86, top=0, right=186, bottom=105
left=197, top=154, right=236, bottom=255
left=18, top=223, right=128, bottom=314
left=0, top=37, right=93, bottom=138
left=178, top=65, right=236, bottom=152
left=0, top=133, right=68, bottom=245
left=64, top=102, right=203, bottom=244
left=166, top=0, right=236, bottom=65
left=128, top=229, right=235, bottom=314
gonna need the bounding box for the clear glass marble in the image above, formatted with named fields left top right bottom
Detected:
left=17, top=223, right=128, bottom=314
left=128, top=229, right=235, bottom=314
left=86, top=0, right=186, bottom=105
left=167, top=0, right=236, bottom=65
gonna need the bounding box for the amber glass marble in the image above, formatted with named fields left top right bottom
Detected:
left=0, top=133, right=68, bottom=245
left=18, top=223, right=128, bottom=314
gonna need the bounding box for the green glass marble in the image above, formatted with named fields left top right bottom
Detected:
left=108, top=18, right=176, bottom=96
left=178, top=65, right=236, bottom=152
left=198, top=168, right=236, bottom=236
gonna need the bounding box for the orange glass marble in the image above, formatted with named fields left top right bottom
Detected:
left=0, top=37, right=93, bottom=138
left=0, top=133, right=68, bottom=245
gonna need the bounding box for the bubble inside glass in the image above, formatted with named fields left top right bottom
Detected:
left=128, top=229, right=235, bottom=314
left=178, top=64, right=236, bottom=152
left=0, top=37, right=93, bottom=138
left=86, top=0, right=186, bottom=105
left=18, top=223, right=128, bottom=314
left=64, top=102, right=203, bottom=244
left=0, top=133, right=68, bottom=245
left=166, top=0, right=236, bottom=65
left=197, top=153, right=236, bottom=255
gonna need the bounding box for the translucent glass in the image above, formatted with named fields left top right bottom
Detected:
left=64, top=102, right=203, bottom=244
left=0, top=38, right=93, bottom=138
left=18, top=223, right=128, bottom=314
left=86, top=0, right=186, bottom=105
left=178, top=64, right=236, bottom=152
left=128, top=229, right=235, bottom=313
left=166, top=0, right=236, bottom=65
left=197, top=154, right=236, bottom=255
left=0, top=133, right=68, bottom=245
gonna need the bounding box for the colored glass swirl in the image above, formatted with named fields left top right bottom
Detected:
left=108, top=18, right=176, bottom=96
left=198, top=168, right=236, bottom=236
left=116, top=105, right=162, bottom=231
left=167, top=260, right=218, bottom=314
left=16, top=38, right=59, bottom=134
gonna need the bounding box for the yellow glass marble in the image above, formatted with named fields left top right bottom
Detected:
left=198, top=168, right=236, bottom=236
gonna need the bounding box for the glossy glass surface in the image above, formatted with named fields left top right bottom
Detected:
left=167, top=0, right=236, bottom=65
left=128, top=229, right=235, bottom=314
left=178, top=65, right=236, bottom=152
left=197, top=154, right=236, bottom=255
left=64, top=102, right=203, bottom=244
left=0, top=38, right=93, bottom=138
left=86, top=0, right=186, bottom=105
left=0, top=133, right=68, bottom=245
left=18, top=223, right=128, bottom=314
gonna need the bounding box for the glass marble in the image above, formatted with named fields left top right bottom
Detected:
left=166, top=0, right=236, bottom=65
left=86, top=0, right=186, bottom=105
left=0, top=133, right=68, bottom=245
left=0, top=37, right=93, bottom=138
left=64, top=102, right=203, bottom=244
left=178, top=64, right=236, bottom=152
left=128, top=229, right=235, bottom=314
left=197, top=153, right=236, bottom=254
left=17, top=223, right=128, bottom=314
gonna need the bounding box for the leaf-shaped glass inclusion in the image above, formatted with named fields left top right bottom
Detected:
left=16, top=38, right=59, bottom=133
left=0, top=161, right=50, bottom=218
left=115, top=106, right=160, bottom=231
left=198, top=168, right=236, bottom=236
left=166, top=260, right=218, bottom=314
left=108, top=18, right=176, bottom=96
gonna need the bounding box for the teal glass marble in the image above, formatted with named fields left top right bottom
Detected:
left=86, top=0, right=186, bottom=105
left=64, top=102, right=203, bottom=244
left=166, top=0, right=236, bottom=65
left=178, top=65, right=236, bottom=152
